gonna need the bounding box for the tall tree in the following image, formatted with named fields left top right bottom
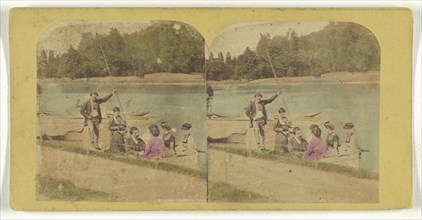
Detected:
left=59, top=46, right=85, bottom=79
left=236, top=47, right=260, bottom=80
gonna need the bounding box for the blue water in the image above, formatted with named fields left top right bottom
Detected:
left=38, top=81, right=208, bottom=171
left=212, top=83, right=379, bottom=173
left=38, top=81, right=379, bottom=173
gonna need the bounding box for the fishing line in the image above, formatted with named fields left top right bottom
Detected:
left=100, top=45, right=126, bottom=118
left=262, top=24, right=290, bottom=115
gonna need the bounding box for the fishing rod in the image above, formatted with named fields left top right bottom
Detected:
left=261, top=32, right=290, bottom=115
left=100, top=46, right=126, bottom=119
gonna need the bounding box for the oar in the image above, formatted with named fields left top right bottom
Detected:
left=105, top=111, right=149, bottom=117
left=304, top=112, right=322, bottom=118
left=42, top=127, right=85, bottom=141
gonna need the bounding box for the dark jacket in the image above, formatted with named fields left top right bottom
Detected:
left=109, top=117, right=126, bottom=152
left=245, top=94, right=278, bottom=125
left=289, top=136, right=308, bottom=152
left=126, top=136, right=146, bottom=152
left=326, top=133, right=340, bottom=148
left=206, top=85, right=214, bottom=97
left=80, top=93, right=113, bottom=125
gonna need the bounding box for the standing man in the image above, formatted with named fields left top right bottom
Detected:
left=80, top=90, right=116, bottom=150
left=206, top=82, right=214, bottom=117
left=245, top=89, right=282, bottom=150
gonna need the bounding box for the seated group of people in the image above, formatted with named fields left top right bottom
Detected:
left=273, top=108, right=359, bottom=160
left=108, top=107, right=197, bottom=159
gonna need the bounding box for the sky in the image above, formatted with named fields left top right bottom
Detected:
left=38, top=20, right=152, bottom=55
left=38, top=21, right=329, bottom=58
left=209, top=21, right=329, bottom=58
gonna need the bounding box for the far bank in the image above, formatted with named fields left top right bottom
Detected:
left=208, top=71, right=379, bottom=87
left=38, top=71, right=379, bottom=86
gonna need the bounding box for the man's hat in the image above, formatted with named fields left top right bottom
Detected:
left=254, top=93, right=263, bottom=98
left=181, top=123, right=192, bottom=130
left=343, top=122, right=354, bottom=129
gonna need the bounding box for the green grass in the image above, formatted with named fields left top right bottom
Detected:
left=42, top=140, right=206, bottom=179
left=209, top=182, right=267, bottom=202
left=209, top=144, right=378, bottom=180
left=37, top=176, right=113, bottom=201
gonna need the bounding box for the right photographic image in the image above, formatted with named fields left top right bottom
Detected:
left=205, top=21, right=380, bottom=203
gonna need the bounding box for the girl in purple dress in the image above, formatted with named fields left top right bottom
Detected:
left=140, top=124, right=165, bottom=159
left=303, top=124, right=327, bottom=160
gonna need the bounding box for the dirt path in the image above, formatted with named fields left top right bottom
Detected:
left=208, top=149, right=378, bottom=203
left=39, top=146, right=207, bottom=202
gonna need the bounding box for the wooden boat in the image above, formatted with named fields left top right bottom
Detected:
left=37, top=112, right=157, bottom=139
left=205, top=112, right=328, bottom=139
left=38, top=111, right=149, bottom=119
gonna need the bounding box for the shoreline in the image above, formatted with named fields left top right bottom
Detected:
left=210, top=79, right=380, bottom=88
left=209, top=71, right=379, bottom=87
left=38, top=71, right=380, bottom=86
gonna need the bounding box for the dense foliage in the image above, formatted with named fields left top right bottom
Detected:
left=38, top=22, right=379, bottom=81
left=37, top=22, right=205, bottom=79
left=205, top=22, right=380, bottom=81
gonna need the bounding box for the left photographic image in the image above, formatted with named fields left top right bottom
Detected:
left=36, top=20, right=208, bottom=202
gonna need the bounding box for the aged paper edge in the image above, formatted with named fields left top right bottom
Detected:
left=9, top=8, right=413, bottom=210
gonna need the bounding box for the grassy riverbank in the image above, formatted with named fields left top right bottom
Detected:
left=209, top=144, right=378, bottom=180
left=37, top=176, right=114, bottom=201
left=208, top=182, right=267, bottom=202
left=41, top=140, right=205, bottom=179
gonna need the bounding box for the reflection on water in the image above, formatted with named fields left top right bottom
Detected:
left=39, top=81, right=379, bottom=173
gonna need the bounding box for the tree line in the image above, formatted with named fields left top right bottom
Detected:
left=205, top=22, right=380, bottom=81
left=37, top=22, right=205, bottom=79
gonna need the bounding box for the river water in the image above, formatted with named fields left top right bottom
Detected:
left=38, top=81, right=379, bottom=173
left=212, top=82, right=379, bottom=173
left=38, top=81, right=208, bottom=170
